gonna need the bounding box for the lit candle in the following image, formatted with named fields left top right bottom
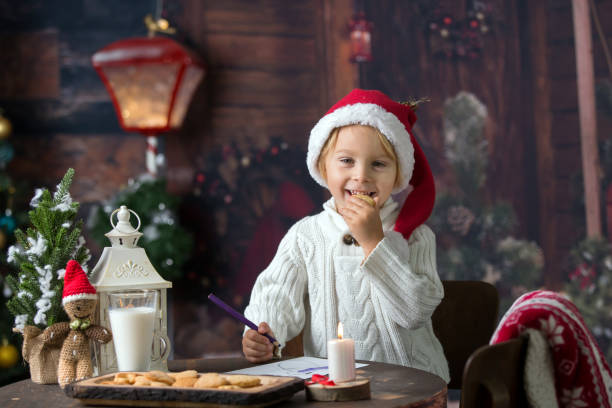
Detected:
left=327, top=322, right=356, bottom=382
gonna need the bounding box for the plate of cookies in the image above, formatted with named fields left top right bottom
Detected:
left=64, top=370, right=304, bottom=407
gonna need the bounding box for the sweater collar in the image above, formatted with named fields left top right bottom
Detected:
left=322, top=197, right=399, bottom=233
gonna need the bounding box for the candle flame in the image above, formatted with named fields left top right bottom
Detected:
left=337, top=322, right=343, bottom=339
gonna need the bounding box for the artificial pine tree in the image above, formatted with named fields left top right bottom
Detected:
left=430, top=92, right=544, bottom=312
left=5, top=168, right=91, bottom=331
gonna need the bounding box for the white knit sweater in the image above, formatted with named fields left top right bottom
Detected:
left=244, top=197, right=450, bottom=383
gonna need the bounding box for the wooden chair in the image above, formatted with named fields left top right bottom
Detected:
left=284, top=331, right=304, bottom=357
left=460, top=337, right=528, bottom=408
left=431, top=280, right=499, bottom=390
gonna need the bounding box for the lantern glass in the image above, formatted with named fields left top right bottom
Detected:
left=102, top=64, right=180, bottom=128
left=170, top=66, right=204, bottom=127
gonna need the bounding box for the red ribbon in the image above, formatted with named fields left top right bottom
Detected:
left=305, top=374, right=336, bottom=386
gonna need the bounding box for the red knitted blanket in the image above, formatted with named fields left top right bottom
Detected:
left=490, top=290, right=612, bottom=407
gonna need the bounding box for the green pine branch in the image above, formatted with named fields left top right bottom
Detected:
left=5, top=168, right=91, bottom=329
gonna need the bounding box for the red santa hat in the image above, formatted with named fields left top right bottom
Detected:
left=306, top=88, right=435, bottom=240
left=62, top=260, right=97, bottom=305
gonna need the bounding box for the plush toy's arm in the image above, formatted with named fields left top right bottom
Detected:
left=20, top=325, right=42, bottom=339
left=16, top=325, right=43, bottom=363
left=40, top=322, right=71, bottom=346
left=85, top=325, right=112, bottom=344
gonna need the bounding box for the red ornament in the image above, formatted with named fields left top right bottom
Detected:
left=92, top=36, right=205, bottom=176
left=348, top=12, right=373, bottom=63
left=443, top=16, right=453, bottom=25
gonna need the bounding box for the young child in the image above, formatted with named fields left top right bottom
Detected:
left=242, top=89, right=450, bottom=383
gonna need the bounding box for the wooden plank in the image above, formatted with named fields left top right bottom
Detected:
left=0, top=30, right=60, bottom=99
left=1, top=101, right=120, bottom=134
left=528, top=0, right=557, bottom=287
left=323, top=0, right=358, bottom=107
left=0, top=0, right=152, bottom=31
left=202, top=34, right=317, bottom=71
left=548, top=5, right=574, bottom=43
left=65, top=373, right=304, bottom=407
left=211, top=69, right=318, bottom=108
left=178, top=0, right=317, bottom=37
left=554, top=144, right=583, bottom=178
left=555, top=211, right=584, bottom=249
left=7, top=133, right=146, bottom=204
left=572, top=0, right=602, bottom=237
left=551, top=112, right=580, bottom=147
left=550, top=36, right=612, bottom=79
left=555, top=178, right=578, bottom=213
left=550, top=78, right=578, bottom=111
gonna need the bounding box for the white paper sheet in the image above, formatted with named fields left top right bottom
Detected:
left=226, top=356, right=368, bottom=379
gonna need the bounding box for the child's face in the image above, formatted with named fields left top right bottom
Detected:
left=323, top=125, right=397, bottom=210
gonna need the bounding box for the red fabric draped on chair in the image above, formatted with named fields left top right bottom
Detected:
left=491, top=290, right=612, bottom=407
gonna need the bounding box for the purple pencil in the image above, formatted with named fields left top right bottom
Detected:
left=207, top=293, right=281, bottom=349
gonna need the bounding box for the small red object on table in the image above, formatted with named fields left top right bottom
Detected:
left=305, top=374, right=336, bottom=386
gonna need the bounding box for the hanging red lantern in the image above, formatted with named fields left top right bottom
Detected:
left=92, top=35, right=205, bottom=176
left=348, top=12, right=373, bottom=63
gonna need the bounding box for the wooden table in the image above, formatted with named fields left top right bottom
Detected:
left=0, top=358, right=447, bottom=408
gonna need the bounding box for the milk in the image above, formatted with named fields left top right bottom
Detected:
left=109, top=306, right=155, bottom=371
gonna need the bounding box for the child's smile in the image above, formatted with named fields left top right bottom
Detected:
left=324, top=125, right=397, bottom=211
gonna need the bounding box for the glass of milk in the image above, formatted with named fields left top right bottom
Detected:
left=108, top=289, right=168, bottom=371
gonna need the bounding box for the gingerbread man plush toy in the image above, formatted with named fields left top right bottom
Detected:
left=40, top=260, right=112, bottom=388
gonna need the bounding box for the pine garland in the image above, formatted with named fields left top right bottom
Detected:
left=5, top=168, right=91, bottom=330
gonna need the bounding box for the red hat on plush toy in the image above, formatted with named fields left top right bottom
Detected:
left=62, top=260, right=97, bottom=305
left=307, top=88, right=435, bottom=240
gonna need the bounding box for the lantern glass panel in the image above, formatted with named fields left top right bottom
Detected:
left=170, top=66, right=204, bottom=128
left=103, top=63, right=180, bottom=128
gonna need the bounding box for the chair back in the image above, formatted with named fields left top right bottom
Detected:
left=432, top=280, right=499, bottom=389
left=460, top=337, right=528, bottom=408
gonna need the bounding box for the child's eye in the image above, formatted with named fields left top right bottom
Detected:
left=372, top=161, right=386, bottom=167
left=340, top=158, right=354, bottom=164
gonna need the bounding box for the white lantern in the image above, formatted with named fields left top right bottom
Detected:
left=90, top=205, right=172, bottom=375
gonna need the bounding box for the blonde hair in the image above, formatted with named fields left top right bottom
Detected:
left=317, top=125, right=402, bottom=187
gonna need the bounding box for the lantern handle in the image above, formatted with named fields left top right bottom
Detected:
left=110, top=207, right=142, bottom=232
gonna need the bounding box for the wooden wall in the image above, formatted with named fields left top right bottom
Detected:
left=0, top=0, right=357, bottom=201
left=361, top=0, right=612, bottom=286
left=543, top=0, right=612, bottom=282
left=361, top=0, right=538, bottom=268
left=2, top=0, right=612, bottom=290
left=166, top=0, right=357, bottom=193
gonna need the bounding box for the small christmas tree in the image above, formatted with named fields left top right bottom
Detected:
left=5, top=168, right=91, bottom=330
left=431, top=92, right=544, bottom=312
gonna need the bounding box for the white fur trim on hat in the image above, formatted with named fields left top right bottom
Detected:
left=62, top=292, right=97, bottom=305
left=306, top=103, right=415, bottom=194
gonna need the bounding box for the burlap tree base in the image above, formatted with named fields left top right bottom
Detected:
left=20, top=326, right=61, bottom=384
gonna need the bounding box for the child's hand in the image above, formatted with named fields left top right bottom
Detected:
left=242, top=322, right=276, bottom=363
left=339, top=195, right=385, bottom=257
